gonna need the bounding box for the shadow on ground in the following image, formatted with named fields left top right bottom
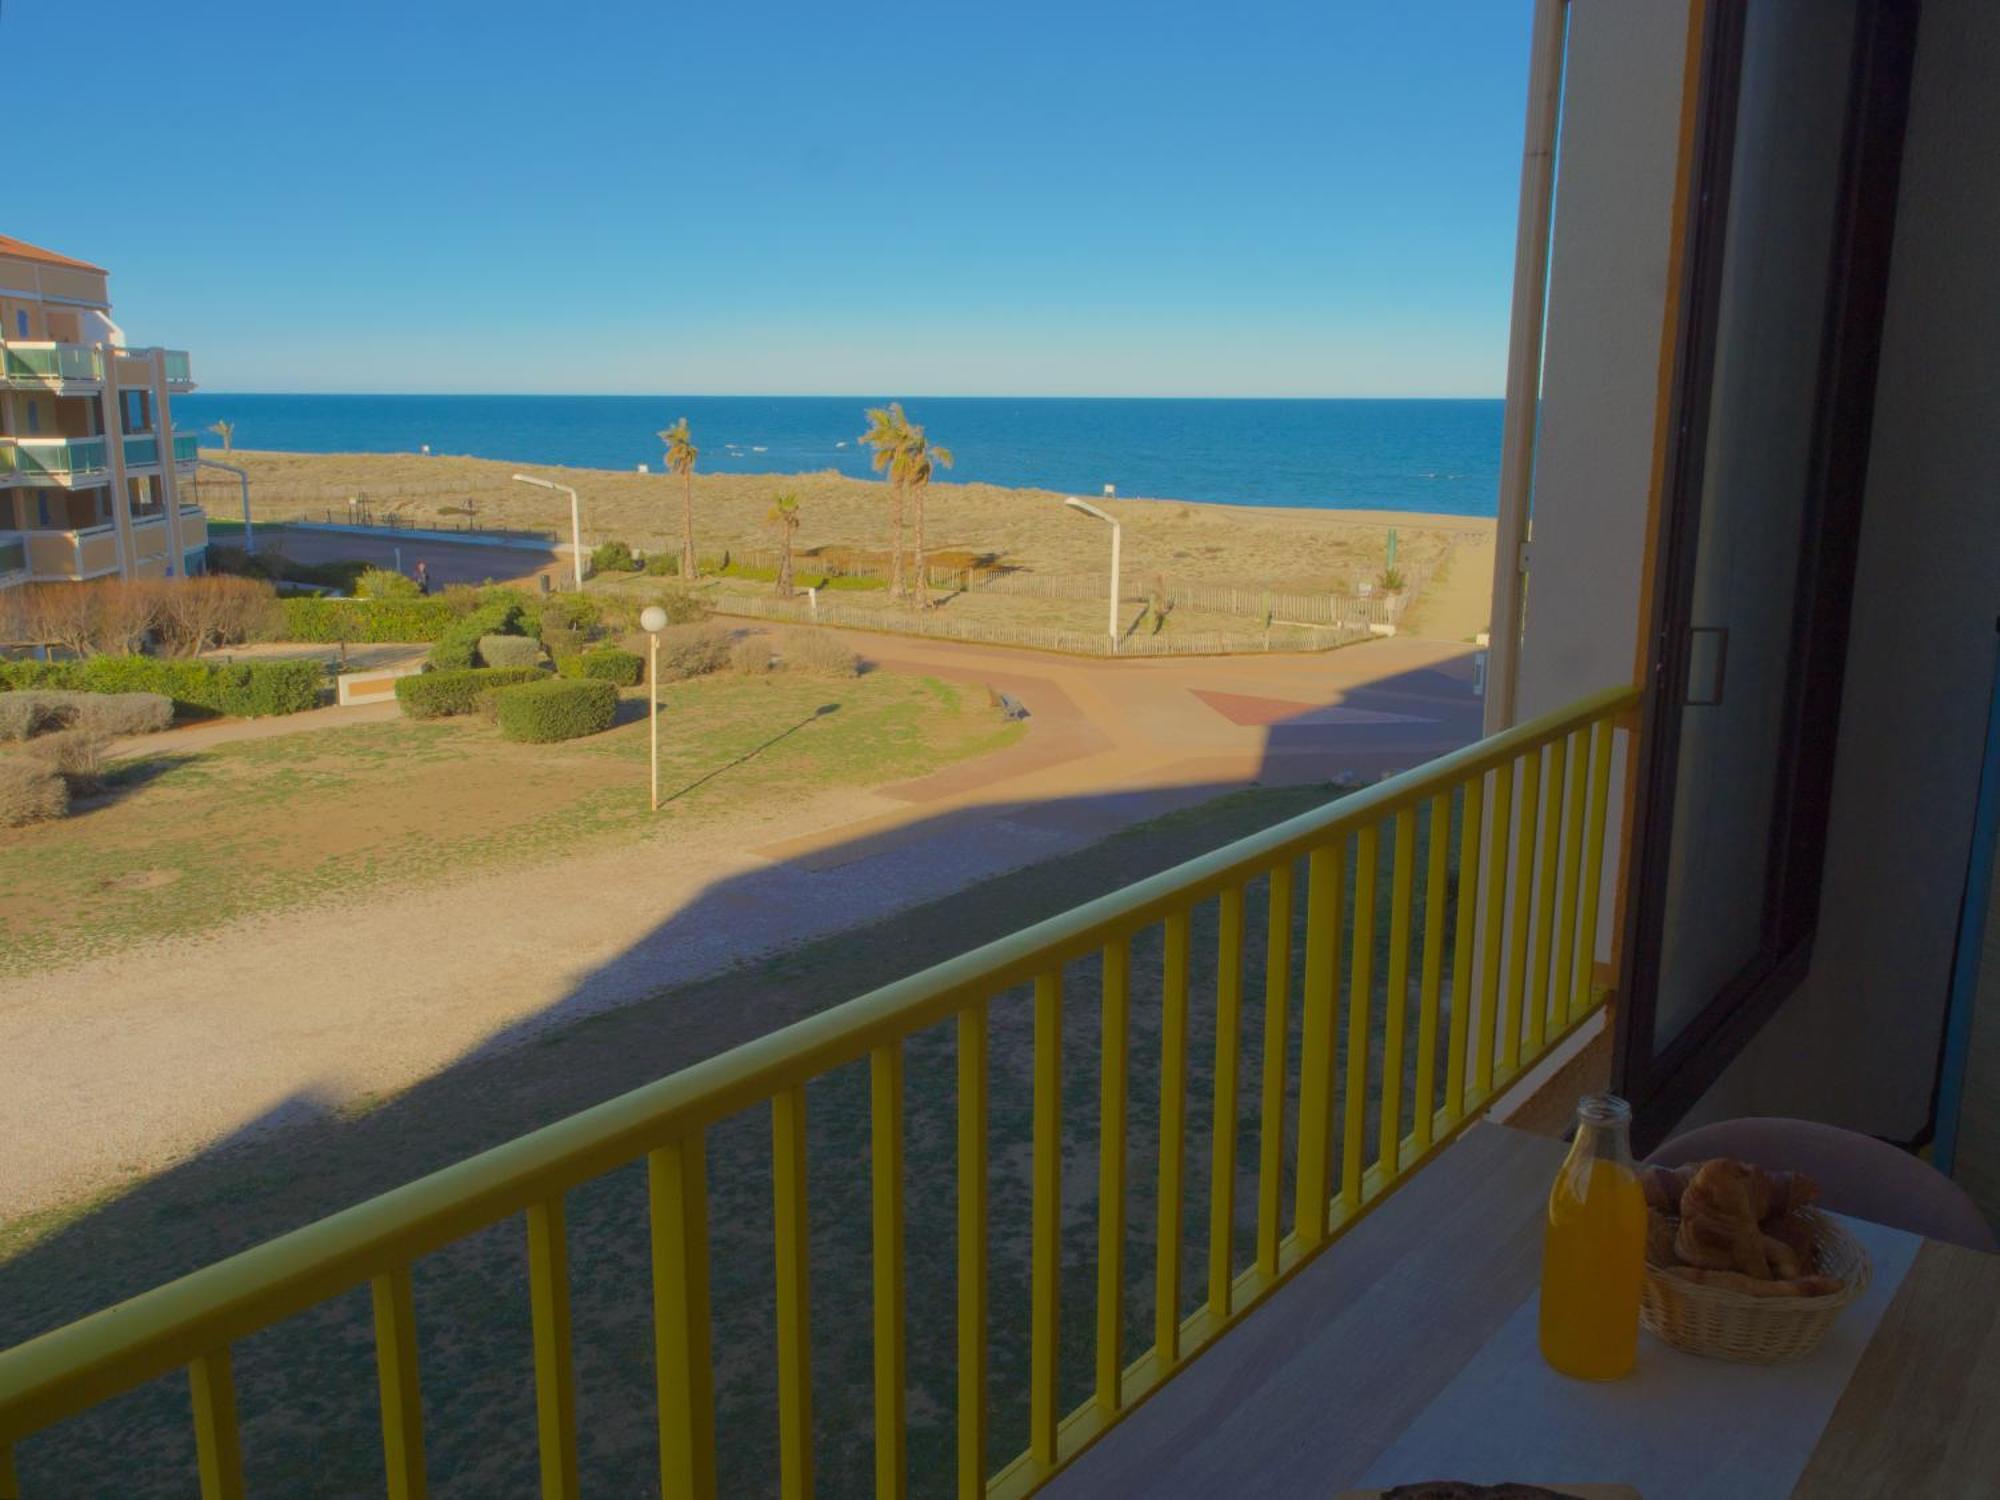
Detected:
left=0, top=649, right=1484, bottom=1497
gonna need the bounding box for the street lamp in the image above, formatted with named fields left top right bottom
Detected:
left=640, top=605, right=668, bottom=810
left=1064, top=496, right=1122, bottom=652
left=196, top=458, right=254, bottom=555
left=512, top=472, right=584, bottom=590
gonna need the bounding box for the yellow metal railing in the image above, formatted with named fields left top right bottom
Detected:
left=0, top=683, right=1638, bottom=1499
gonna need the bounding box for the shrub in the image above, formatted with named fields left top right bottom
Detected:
left=152, top=576, right=284, bottom=654
left=0, top=657, right=320, bottom=718
left=0, top=756, right=68, bottom=827
left=541, top=624, right=587, bottom=662
left=643, top=552, right=682, bottom=578
left=729, top=637, right=774, bottom=675
left=429, top=596, right=534, bottom=669
left=277, top=596, right=458, bottom=643
left=556, top=647, right=645, bottom=687
left=23, top=729, right=107, bottom=792
left=477, top=633, right=545, bottom=669
left=539, top=593, right=603, bottom=634
left=590, top=539, right=636, bottom=572
left=0, top=689, right=173, bottom=740
left=355, top=567, right=421, bottom=600
left=209, top=546, right=370, bottom=593
left=779, top=630, right=860, bottom=678
left=394, top=666, right=545, bottom=720
left=656, top=624, right=731, bottom=682
left=495, top=677, right=617, bottom=743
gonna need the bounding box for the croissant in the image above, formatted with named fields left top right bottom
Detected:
left=1679, top=1157, right=1820, bottom=1224
left=1640, top=1163, right=1699, bottom=1214
left=1662, top=1264, right=1843, bottom=1299
left=1674, top=1206, right=1779, bottom=1277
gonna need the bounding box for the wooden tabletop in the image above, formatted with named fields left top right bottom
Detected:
left=1042, top=1123, right=2000, bottom=1499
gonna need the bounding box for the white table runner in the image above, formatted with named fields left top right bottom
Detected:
left=1359, top=1215, right=1921, bottom=1499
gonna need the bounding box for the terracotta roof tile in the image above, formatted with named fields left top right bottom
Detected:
left=0, top=235, right=108, bottom=274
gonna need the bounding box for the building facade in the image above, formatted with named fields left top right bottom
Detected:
left=0, top=234, right=201, bottom=589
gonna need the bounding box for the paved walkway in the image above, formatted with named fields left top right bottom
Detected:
left=1, top=634, right=1479, bottom=1219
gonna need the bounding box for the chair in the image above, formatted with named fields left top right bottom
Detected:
left=1648, top=1116, right=1998, bottom=1253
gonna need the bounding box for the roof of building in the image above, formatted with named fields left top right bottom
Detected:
left=0, top=235, right=108, bottom=274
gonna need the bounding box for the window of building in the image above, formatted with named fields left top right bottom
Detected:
left=129, top=475, right=164, bottom=518
left=13, top=310, right=26, bottom=338
left=25, top=400, right=40, bottom=434
left=36, top=494, right=51, bottom=527
left=121, top=389, right=152, bottom=433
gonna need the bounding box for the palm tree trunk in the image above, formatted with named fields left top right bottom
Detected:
left=911, top=483, right=929, bottom=610
left=778, top=527, right=794, bottom=596
left=889, top=484, right=906, bottom=599
left=680, top=474, right=698, bottom=579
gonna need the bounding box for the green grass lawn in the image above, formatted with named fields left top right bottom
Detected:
left=0, top=671, right=1020, bottom=977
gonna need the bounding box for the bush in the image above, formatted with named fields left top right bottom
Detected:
left=478, top=633, right=545, bottom=669
left=541, top=624, right=587, bottom=662
left=495, top=677, right=617, bottom=743
left=590, top=539, right=635, bottom=572
left=556, top=647, right=645, bottom=687
left=0, top=576, right=279, bottom=656
left=656, top=624, right=731, bottom=682
left=729, top=637, right=774, bottom=675
left=643, top=552, right=683, bottom=578
left=539, top=593, right=603, bottom=635
left=394, top=666, right=545, bottom=720
left=779, top=630, right=861, bottom=678
left=0, top=756, right=67, bottom=827
left=278, top=596, right=458, bottom=643
left=429, top=596, right=535, bottom=669
left=0, top=689, right=172, bottom=741
left=0, top=657, right=321, bottom=718
left=23, top=729, right=107, bottom=792
left=209, top=546, right=370, bottom=593
left=355, top=567, right=421, bottom=600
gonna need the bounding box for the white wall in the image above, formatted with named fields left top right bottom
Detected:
left=1512, top=0, right=1691, bottom=721
left=1685, top=0, right=2000, bottom=1139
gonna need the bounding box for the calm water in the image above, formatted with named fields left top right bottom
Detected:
left=173, top=395, right=1503, bottom=517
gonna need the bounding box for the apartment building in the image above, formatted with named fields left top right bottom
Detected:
left=0, top=234, right=201, bottom=589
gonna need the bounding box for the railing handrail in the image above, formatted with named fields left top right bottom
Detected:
left=0, top=681, right=1637, bottom=1448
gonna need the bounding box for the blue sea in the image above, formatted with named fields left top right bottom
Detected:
left=171, top=396, right=1503, bottom=517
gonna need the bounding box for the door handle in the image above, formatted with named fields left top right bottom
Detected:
left=1685, top=625, right=1729, bottom=707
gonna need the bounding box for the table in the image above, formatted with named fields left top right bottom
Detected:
left=1042, top=1123, right=2000, bottom=1498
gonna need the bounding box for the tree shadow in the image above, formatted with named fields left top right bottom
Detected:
left=0, top=647, right=1485, bottom=1497
left=662, top=703, right=840, bottom=804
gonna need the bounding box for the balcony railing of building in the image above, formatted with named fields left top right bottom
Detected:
left=117, top=432, right=202, bottom=470
left=0, top=342, right=104, bottom=390
left=0, top=437, right=108, bottom=484
left=162, top=350, right=194, bottom=388
left=0, top=684, right=1639, bottom=1499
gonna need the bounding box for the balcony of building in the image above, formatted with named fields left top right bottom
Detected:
left=0, top=342, right=104, bottom=394
left=0, top=505, right=206, bottom=588
left=0, top=436, right=108, bottom=486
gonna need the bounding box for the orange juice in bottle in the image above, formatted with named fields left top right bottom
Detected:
left=1538, top=1093, right=1646, bottom=1379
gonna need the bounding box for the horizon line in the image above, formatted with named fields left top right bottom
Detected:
left=182, top=391, right=1509, bottom=402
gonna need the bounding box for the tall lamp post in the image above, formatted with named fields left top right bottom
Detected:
left=196, top=458, right=254, bottom=555
left=1064, top=496, right=1122, bottom=652
left=640, top=605, right=668, bottom=810
left=511, top=472, right=584, bottom=590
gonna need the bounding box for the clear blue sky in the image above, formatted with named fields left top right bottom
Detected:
left=7, top=0, right=1533, bottom=397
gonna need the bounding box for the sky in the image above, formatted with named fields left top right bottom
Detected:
left=6, top=0, right=1535, bottom=397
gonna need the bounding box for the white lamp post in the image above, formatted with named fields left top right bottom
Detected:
left=640, top=605, right=668, bottom=810
left=1064, top=496, right=1122, bottom=652
left=196, top=458, right=254, bottom=555
left=512, top=472, right=584, bottom=590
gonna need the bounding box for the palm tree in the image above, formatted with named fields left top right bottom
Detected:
left=768, top=492, right=801, bottom=597
left=658, top=417, right=699, bottom=579
left=899, top=420, right=953, bottom=610
left=859, top=403, right=913, bottom=599
left=208, top=419, right=234, bottom=453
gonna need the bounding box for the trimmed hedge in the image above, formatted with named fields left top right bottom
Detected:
left=555, top=647, right=645, bottom=687
left=394, top=666, right=546, bottom=720
left=0, top=756, right=68, bottom=827
left=0, top=689, right=173, bottom=741
left=0, top=657, right=321, bottom=718
left=477, top=633, right=545, bottom=669
left=279, top=596, right=458, bottom=643
left=495, top=677, right=617, bottom=743
left=429, top=597, right=535, bottom=669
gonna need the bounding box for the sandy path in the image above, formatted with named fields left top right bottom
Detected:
left=0, top=636, right=1480, bottom=1220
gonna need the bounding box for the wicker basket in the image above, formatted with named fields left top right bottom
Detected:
left=1641, top=1209, right=1870, bottom=1363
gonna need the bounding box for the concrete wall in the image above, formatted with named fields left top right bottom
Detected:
left=1685, top=0, right=2000, bottom=1139
left=1512, top=0, right=1691, bottom=721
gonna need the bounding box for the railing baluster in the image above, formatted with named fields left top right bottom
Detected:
left=1343, top=825, right=1379, bottom=1212
left=1570, top=720, right=1616, bottom=1021
left=189, top=1348, right=246, bottom=1500
left=371, top=1267, right=427, bottom=1500
left=1256, top=862, right=1294, bottom=1278
left=1445, top=775, right=1483, bottom=1123
left=1029, top=971, right=1063, bottom=1465
left=1501, top=748, right=1540, bottom=1080
left=1155, top=911, right=1192, bottom=1366
left=1413, top=794, right=1450, bottom=1151
left=1550, top=730, right=1589, bottom=1028
left=1294, top=847, right=1343, bottom=1247
left=1378, top=812, right=1415, bottom=1179
left=958, top=1005, right=989, bottom=1498
left=1526, top=735, right=1565, bottom=1054
left=651, top=1134, right=717, bottom=1500
left=526, top=1198, right=579, bottom=1500
left=771, top=1089, right=813, bottom=1500
left=1208, top=887, right=1245, bottom=1317
left=1095, top=942, right=1129, bottom=1415
left=1475, top=762, right=1512, bottom=1098
left=870, top=1044, right=908, bottom=1499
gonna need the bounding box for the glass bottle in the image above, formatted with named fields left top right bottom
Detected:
left=1538, top=1093, right=1646, bottom=1380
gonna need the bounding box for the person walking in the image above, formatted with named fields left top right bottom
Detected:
left=414, top=560, right=431, bottom=596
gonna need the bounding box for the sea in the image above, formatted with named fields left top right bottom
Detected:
left=170, top=395, right=1503, bottom=518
